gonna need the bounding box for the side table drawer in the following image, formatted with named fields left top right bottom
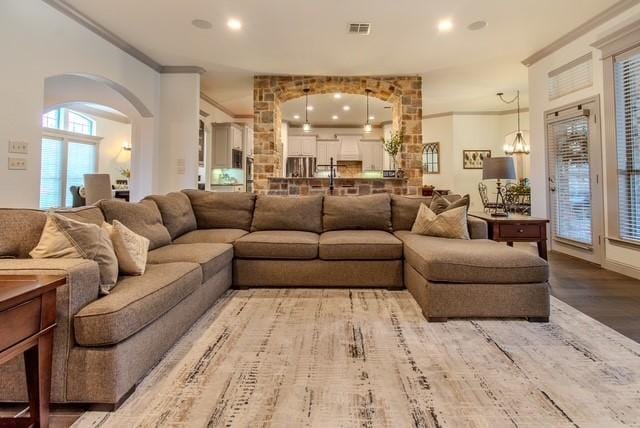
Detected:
left=499, top=224, right=541, bottom=239
left=0, top=298, right=41, bottom=351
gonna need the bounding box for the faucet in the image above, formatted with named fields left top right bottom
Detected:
left=316, top=157, right=337, bottom=195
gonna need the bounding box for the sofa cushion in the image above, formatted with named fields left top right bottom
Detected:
left=394, top=230, right=548, bottom=284
left=74, top=262, right=202, bottom=346
left=98, top=199, right=171, bottom=250
left=147, top=243, right=233, bottom=282
left=251, top=195, right=323, bottom=233
left=182, top=190, right=256, bottom=231
left=234, top=231, right=319, bottom=259
left=319, top=230, right=403, bottom=260
left=323, top=194, right=392, bottom=232
left=144, top=192, right=197, bottom=240
left=0, top=209, right=47, bottom=258
left=410, top=204, right=470, bottom=240
left=173, top=229, right=248, bottom=244
left=55, top=206, right=106, bottom=226
left=430, top=193, right=470, bottom=215
left=391, top=194, right=463, bottom=231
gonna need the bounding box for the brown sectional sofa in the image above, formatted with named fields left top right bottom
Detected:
left=0, top=191, right=549, bottom=407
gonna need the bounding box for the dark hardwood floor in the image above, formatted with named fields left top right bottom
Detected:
left=1, top=248, right=638, bottom=427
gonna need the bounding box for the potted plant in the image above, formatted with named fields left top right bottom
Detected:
left=382, top=131, right=404, bottom=176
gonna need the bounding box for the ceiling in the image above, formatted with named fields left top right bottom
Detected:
left=62, top=0, right=619, bottom=115
left=281, top=93, right=392, bottom=126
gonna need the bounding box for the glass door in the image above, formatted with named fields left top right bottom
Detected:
left=546, top=99, right=603, bottom=264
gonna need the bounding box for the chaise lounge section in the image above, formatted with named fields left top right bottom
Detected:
left=0, top=190, right=549, bottom=407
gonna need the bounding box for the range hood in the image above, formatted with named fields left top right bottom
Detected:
left=337, top=135, right=361, bottom=161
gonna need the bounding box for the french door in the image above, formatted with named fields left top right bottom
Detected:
left=546, top=98, right=604, bottom=264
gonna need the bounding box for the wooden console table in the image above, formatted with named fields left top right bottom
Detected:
left=469, top=212, right=549, bottom=260
left=0, top=275, right=66, bottom=428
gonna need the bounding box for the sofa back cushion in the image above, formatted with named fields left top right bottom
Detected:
left=182, top=190, right=256, bottom=231
left=98, top=199, right=171, bottom=250
left=0, top=209, right=47, bottom=258
left=323, top=193, right=392, bottom=232
left=144, top=192, right=197, bottom=239
left=251, top=195, right=323, bottom=233
left=391, top=194, right=462, bottom=231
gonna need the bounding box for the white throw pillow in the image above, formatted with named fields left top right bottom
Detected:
left=411, top=204, right=470, bottom=240
left=102, top=220, right=149, bottom=276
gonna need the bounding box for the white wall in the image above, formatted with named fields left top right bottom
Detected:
left=92, top=115, right=132, bottom=182
left=288, top=126, right=383, bottom=140
left=422, top=112, right=530, bottom=210
left=527, top=3, right=640, bottom=276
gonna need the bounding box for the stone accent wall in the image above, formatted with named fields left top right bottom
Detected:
left=267, top=178, right=408, bottom=196
left=253, top=76, right=422, bottom=194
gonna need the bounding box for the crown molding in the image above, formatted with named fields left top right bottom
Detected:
left=522, top=0, right=640, bottom=67
left=592, top=17, right=640, bottom=58
left=422, top=108, right=529, bottom=119
left=41, top=0, right=205, bottom=75
left=200, top=92, right=252, bottom=120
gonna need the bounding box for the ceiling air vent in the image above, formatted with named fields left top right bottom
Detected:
left=348, top=23, right=371, bottom=35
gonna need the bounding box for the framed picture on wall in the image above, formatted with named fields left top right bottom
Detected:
left=463, top=150, right=491, bottom=169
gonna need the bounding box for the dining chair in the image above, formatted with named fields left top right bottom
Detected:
left=83, top=174, right=113, bottom=205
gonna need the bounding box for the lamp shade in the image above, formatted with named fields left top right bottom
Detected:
left=482, top=156, right=516, bottom=180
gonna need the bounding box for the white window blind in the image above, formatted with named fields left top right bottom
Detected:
left=66, top=142, right=97, bottom=206
left=548, top=53, right=593, bottom=100
left=548, top=116, right=593, bottom=245
left=39, top=138, right=64, bottom=209
left=614, top=49, right=640, bottom=243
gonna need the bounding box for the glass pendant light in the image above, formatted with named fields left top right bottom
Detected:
left=364, top=89, right=373, bottom=133
left=303, top=89, right=312, bottom=133
left=497, top=90, right=530, bottom=154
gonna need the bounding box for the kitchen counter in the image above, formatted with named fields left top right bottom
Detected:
left=268, top=176, right=408, bottom=196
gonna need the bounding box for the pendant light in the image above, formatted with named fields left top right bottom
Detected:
left=363, top=89, right=373, bottom=133
left=303, top=89, right=312, bottom=133
left=497, top=90, right=530, bottom=155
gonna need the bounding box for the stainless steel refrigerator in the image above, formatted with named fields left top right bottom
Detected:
left=286, top=157, right=317, bottom=178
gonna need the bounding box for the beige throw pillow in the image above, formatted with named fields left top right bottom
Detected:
left=411, top=204, right=470, bottom=240
left=30, top=213, right=119, bottom=294
left=102, top=220, right=149, bottom=276
left=429, top=193, right=470, bottom=215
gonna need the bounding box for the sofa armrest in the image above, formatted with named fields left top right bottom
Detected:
left=0, top=258, right=100, bottom=401
left=467, top=216, right=488, bottom=240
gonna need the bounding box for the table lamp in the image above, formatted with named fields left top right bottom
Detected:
left=482, top=156, right=516, bottom=217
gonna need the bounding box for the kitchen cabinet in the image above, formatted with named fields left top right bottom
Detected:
left=359, top=139, right=384, bottom=171
left=212, top=123, right=243, bottom=169
left=288, top=135, right=316, bottom=157
left=317, top=140, right=340, bottom=165
left=336, top=134, right=361, bottom=160
left=243, top=125, right=254, bottom=157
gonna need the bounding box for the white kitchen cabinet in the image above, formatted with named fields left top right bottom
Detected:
left=359, top=139, right=384, bottom=171
left=317, top=140, right=340, bottom=165
left=212, top=123, right=244, bottom=169
left=288, top=135, right=316, bottom=157
left=336, top=135, right=361, bottom=160
left=243, top=125, right=254, bottom=157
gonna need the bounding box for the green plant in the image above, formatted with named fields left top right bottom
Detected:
left=382, top=131, right=404, bottom=158
left=120, top=168, right=131, bottom=179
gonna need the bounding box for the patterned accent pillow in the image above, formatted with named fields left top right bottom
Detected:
left=102, top=220, right=149, bottom=276
left=429, top=193, right=470, bottom=215
left=30, top=213, right=119, bottom=294
left=411, top=204, right=470, bottom=240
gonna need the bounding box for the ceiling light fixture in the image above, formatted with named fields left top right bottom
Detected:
left=369, top=115, right=375, bottom=120
left=306, top=105, right=314, bottom=111
left=343, top=105, right=351, bottom=111
left=332, top=115, right=339, bottom=120
left=438, top=18, right=453, bottom=32
left=227, top=18, right=242, bottom=30
left=467, top=20, right=487, bottom=31
left=191, top=19, right=212, bottom=29
left=303, top=89, right=312, bottom=133
left=293, top=114, right=300, bottom=120
left=497, top=90, right=529, bottom=155
left=364, top=89, right=373, bottom=133
left=334, top=93, right=342, bottom=99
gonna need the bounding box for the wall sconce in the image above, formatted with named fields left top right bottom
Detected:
left=122, top=141, right=132, bottom=151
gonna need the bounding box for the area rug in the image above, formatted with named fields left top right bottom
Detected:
left=74, top=289, right=640, bottom=427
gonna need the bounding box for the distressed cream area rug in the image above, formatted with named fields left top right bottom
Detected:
left=74, top=289, right=640, bottom=428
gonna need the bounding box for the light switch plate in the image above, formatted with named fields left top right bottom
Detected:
left=8, top=157, right=27, bottom=170
left=8, top=140, right=28, bottom=154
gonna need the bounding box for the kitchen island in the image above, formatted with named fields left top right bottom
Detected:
left=267, top=177, right=409, bottom=196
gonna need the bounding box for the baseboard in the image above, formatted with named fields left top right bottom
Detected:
left=602, top=259, right=640, bottom=280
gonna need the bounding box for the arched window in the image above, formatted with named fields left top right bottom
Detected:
left=41, top=108, right=96, bottom=136
left=423, top=142, right=440, bottom=174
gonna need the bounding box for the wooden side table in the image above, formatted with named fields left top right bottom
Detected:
left=469, top=212, right=550, bottom=260
left=0, top=275, right=66, bottom=428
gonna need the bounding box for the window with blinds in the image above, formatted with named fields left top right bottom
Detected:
left=614, top=49, right=640, bottom=243
left=548, top=116, right=593, bottom=245
left=548, top=53, right=593, bottom=100
left=39, top=138, right=64, bottom=209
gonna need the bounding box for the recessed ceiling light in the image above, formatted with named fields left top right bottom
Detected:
left=191, top=19, right=212, bottom=29
left=293, top=114, right=300, bottom=120
left=332, top=115, right=339, bottom=120
left=227, top=18, right=242, bottom=30
left=306, top=105, right=314, bottom=111
left=437, top=19, right=453, bottom=32
left=369, top=115, right=375, bottom=120
left=343, top=105, right=351, bottom=111
left=467, top=20, right=487, bottom=31
left=334, top=93, right=342, bottom=99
